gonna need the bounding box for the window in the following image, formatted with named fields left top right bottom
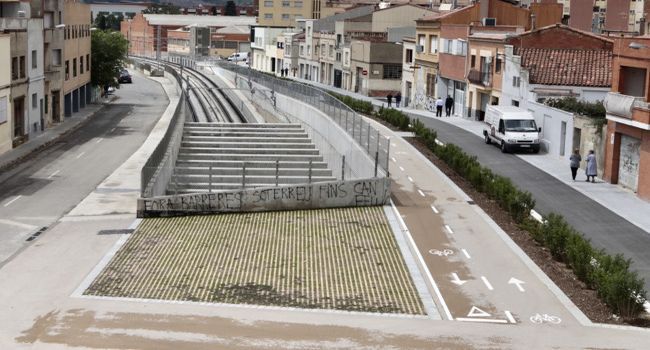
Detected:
left=456, top=40, right=467, bottom=56
left=65, top=60, right=69, bottom=80
left=53, top=49, right=61, bottom=66
left=80, top=56, right=84, bottom=74
left=11, top=57, right=18, bottom=80
left=321, top=44, right=325, bottom=56
left=86, top=54, right=90, bottom=71
left=264, top=1, right=273, bottom=7
left=471, top=55, right=476, bottom=68
left=282, top=13, right=290, bottom=20
left=495, top=57, right=502, bottom=73
left=282, top=1, right=290, bottom=6
left=344, top=51, right=349, bottom=65
left=417, top=34, right=425, bottom=47
left=512, top=99, right=519, bottom=107
left=429, top=35, right=438, bottom=53
left=32, top=93, right=38, bottom=109
left=295, top=0, right=303, bottom=7
left=426, top=73, right=435, bottom=96
left=329, top=45, right=333, bottom=57
left=300, top=45, right=304, bottom=55
left=307, top=45, right=311, bottom=55
left=405, top=49, right=413, bottom=64
left=512, top=76, right=521, bottom=87
left=31, top=50, right=37, bottom=69
left=383, top=64, right=402, bottom=79
left=264, top=13, right=273, bottom=19
left=73, top=58, right=77, bottom=77
left=0, top=96, right=7, bottom=124
left=20, top=56, right=25, bottom=78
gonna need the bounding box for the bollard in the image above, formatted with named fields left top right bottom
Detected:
left=374, top=151, right=379, bottom=177
left=341, top=155, right=346, bottom=181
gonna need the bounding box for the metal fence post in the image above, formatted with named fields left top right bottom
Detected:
left=385, top=139, right=390, bottom=178
left=275, top=160, right=279, bottom=186
left=308, top=160, right=312, bottom=183
left=366, top=124, right=371, bottom=151
left=374, top=151, right=379, bottom=178
left=352, top=113, right=356, bottom=140
left=209, top=166, right=212, bottom=192
left=345, top=111, right=349, bottom=133
left=242, top=162, right=246, bottom=188
left=341, top=155, right=346, bottom=181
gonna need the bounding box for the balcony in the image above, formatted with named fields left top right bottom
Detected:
left=604, top=92, right=649, bottom=123
left=0, top=17, right=27, bottom=30
left=467, top=69, right=491, bottom=88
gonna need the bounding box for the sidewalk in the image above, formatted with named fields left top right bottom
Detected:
left=0, top=94, right=116, bottom=173
left=288, top=76, right=650, bottom=234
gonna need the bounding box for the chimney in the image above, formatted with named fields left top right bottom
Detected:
left=530, top=13, right=536, bottom=30
left=480, top=0, right=489, bottom=20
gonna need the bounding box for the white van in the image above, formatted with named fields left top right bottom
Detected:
left=227, top=52, right=248, bottom=62
left=483, top=105, right=541, bottom=153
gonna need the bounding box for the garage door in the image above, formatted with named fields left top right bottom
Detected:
left=618, top=134, right=641, bottom=192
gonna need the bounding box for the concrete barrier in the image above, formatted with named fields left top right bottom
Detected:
left=137, top=177, right=390, bottom=217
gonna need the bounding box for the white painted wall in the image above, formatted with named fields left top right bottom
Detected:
left=526, top=101, right=574, bottom=157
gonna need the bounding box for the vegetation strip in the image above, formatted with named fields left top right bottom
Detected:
left=331, top=93, right=648, bottom=321
left=85, top=207, right=425, bottom=315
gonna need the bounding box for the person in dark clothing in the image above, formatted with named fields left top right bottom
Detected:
left=387, top=93, right=393, bottom=107
left=569, top=149, right=581, bottom=181
left=445, top=95, right=454, bottom=116
left=395, top=92, right=402, bottom=108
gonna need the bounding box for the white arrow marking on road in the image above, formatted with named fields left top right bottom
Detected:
left=430, top=205, right=439, bottom=214
left=461, top=248, right=471, bottom=259
left=417, top=189, right=425, bottom=197
left=505, top=310, right=517, bottom=324
left=481, top=276, right=494, bottom=290
left=450, top=273, right=467, bottom=286
left=508, top=277, right=526, bottom=292
left=407, top=176, right=414, bottom=183
left=467, top=306, right=491, bottom=318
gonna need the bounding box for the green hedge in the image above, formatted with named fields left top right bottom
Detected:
left=332, top=94, right=647, bottom=319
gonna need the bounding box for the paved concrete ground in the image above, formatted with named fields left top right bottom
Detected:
left=288, top=77, right=650, bottom=293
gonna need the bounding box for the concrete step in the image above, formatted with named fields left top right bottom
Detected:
left=182, top=136, right=312, bottom=143
left=175, top=159, right=329, bottom=169
left=185, top=122, right=301, bottom=129
left=175, top=153, right=325, bottom=162
left=174, top=166, right=333, bottom=177
left=171, top=174, right=337, bottom=185
left=183, top=130, right=308, bottom=138
left=178, top=147, right=320, bottom=155
left=167, top=180, right=336, bottom=194
left=181, top=141, right=316, bottom=149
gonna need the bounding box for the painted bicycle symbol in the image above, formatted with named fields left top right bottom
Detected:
left=428, top=249, right=454, bottom=257
left=529, top=313, right=561, bottom=324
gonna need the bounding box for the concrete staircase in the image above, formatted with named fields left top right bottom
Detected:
left=168, top=123, right=337, bottom=194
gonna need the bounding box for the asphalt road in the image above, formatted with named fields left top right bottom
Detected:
left=0, top=71, right=168, bottom=266
left=407, top=113, right=650, bottom=292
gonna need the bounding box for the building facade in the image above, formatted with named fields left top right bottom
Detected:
left=63, top=0, right=91, bottom=118
left=0, top=33, right=12, bottom=155
left=603, top=37, right=650, bottom=200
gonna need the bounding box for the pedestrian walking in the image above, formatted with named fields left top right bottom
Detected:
left=445, top=95, right=454, bottom=117
left=569, top=149, right=581, bottom=181
left=284, top=68, right=289, bottom=77
left=395, top=92, right=402, bottom=108
left=387, top=92, right=393, bottom=108
left=435, top=97, right=443, bottom=117
left=585, top=150, right=597, bottom=183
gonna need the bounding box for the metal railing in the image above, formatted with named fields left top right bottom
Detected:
left=210, top=60, right=390, bottom=178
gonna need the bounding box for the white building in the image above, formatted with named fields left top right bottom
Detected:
left=401, top=36, right=416, bottom=108
left=251, top=26, right=288, bottom=74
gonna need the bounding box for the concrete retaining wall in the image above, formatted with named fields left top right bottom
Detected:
left=137, top=177, right=390, bottom=217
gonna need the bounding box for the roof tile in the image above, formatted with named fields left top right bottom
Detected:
left=518, top=48, right=612, bottom=87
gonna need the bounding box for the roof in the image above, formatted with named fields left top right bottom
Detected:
left=518, top=48, right=612, bottom=87
left=143, top=14, right=256, bottom=27
left=518, top=23, right=613, bottom=44
left=215, top=25, right=250, bottom=34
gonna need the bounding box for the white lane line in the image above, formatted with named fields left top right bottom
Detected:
left=110, top=127, right=116, bottom=133
left=430, top=205, right=439, bottom=214
left=95, top=138, right=103, bottom=144
left=3, top=195, right=22, bottom=207
left=417, top=189, right=426, bottom=197
left=407, top=176, right=414, bottom=183
left=461, top=248, right=471, bottom=259
left=390, top=200, right=453, bottom=321
left=444, top=225, right=454, bottom=234
left=75, top=151, right=86, bottom=159
left=455, top=318, right=508, bottom=324
left=0, top=219, right=38, bottom=230
left=481, top=276, right=494, bottom=291
left=505, top=311, right=517, bottom=324
left=399, top=166, right=405, bottom=172
left=391, top=157, right=397, bottom=163
left=47, top=170, right=60, bottom=179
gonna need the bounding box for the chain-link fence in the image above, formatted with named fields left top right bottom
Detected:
left=211, top=61, right=390, bottom=178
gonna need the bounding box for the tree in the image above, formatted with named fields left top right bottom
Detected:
left=91, top=30, right=128, bottom=89
left=224, top=1, right=237, bottom=16
left=143, top=4, right=181, bottom=14
left=94, top=13, right=108, bottom=30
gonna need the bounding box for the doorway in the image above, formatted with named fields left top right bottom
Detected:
left=52, top=91, right=60, bottom=122
left=560, top=121, right=567, bottom=156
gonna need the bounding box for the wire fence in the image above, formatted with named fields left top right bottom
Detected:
left=210, top=60, right=391, bottom=178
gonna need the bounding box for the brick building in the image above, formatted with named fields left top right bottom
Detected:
left=603, top=37, right=650, bottom=200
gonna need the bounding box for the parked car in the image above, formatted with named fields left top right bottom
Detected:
left=483, top=105, right=541, bottom=153
left=118, top=69, right=132, bottom=83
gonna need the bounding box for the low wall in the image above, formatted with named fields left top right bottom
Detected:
left=137, top=178, right=390, bottom=217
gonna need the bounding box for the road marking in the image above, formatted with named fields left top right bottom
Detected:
left=390, top=200, right=453, bottom=321
left=455, top=318, right=508, bottom=324
left=417, top=189, right=425, bottom=197
left=95, top=138, right=103, bottom=144
left=407, top=176, right=414, bottom=183
left=430, top=205, right=439, bottom=214
left=530, top=313, right=562, bottom=324
left=450, top=272, right=467, bottom=286
left=3, top=195, right=22, bottom=207
left=391, top=157, right=396, bottom=163
left=76, top=151, right=86, bottom=159
left=505, top=311, right=517, bottom=324
left=429, top=249, right=453, bottom=257
left=481, top=276, right=494, bottom=290
left=399, top=166, right=405, bottom=171
left=461, top=248, right=471, bottom=259
left=508, top=277, right=526, bottom=292
left=0, top=219, right=38, bottom=230
left=47, top=170, right=60, bottom=179
left=110, top=127, right=116, bottom=133
left=467, top=306, right=491, bottom=317
left=444, top=225, right=454, bottom=234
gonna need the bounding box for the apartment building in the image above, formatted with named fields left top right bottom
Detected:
left=401, top=36, right=416, bottom=108
left=570, top=0, right=649, bottom=34
left=0, top=33, right=11, bottom=155
left=259, top=0, right=343, bottom=27
left=63, top=0, right=91, bottom=118
left=603, top=37, right=650, bottom=200
left=43, top=0, right=65, bottom=127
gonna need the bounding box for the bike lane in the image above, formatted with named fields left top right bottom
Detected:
left=379, top=123, right=589, bottom=328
